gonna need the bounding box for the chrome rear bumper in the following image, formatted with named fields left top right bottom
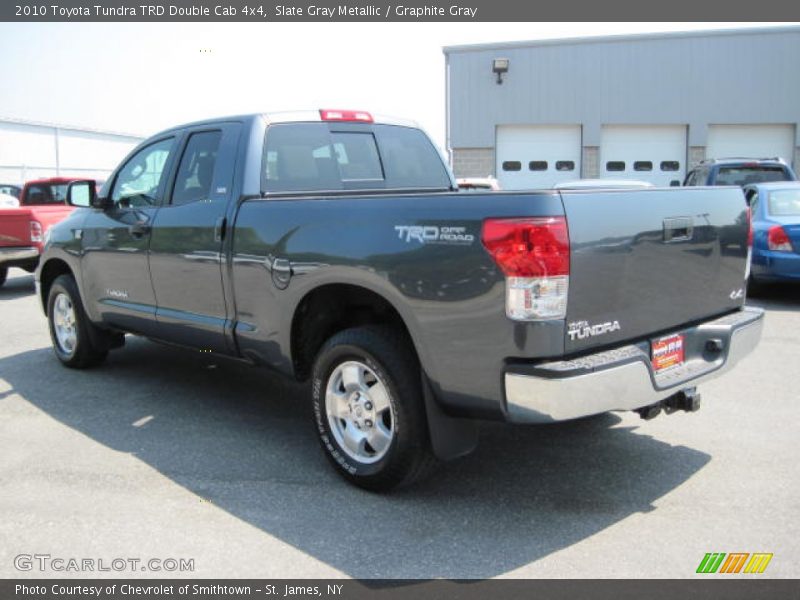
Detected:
left=0, top=246, right=38, bottom=265
left=505, top=307, right=764, bottom=423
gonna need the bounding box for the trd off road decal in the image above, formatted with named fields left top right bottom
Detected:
left=394, top=225, right=475, bottom=245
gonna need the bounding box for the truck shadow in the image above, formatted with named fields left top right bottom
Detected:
left=0, top=269, right=36, bottom=299
left=0, top=340, right=710, bottom=578
left=748, top=282, right=800, bottom=312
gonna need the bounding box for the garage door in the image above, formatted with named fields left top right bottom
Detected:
left=496, top=125, right=581, bottom=190
left=600, top=125, right=687, bottom=187
left=706, top=125, right=795, bottom=163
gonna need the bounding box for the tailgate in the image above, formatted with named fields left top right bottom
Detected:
left=561, top=187, right=749, bottom=354
left=0, top=208, right=32, bottom=247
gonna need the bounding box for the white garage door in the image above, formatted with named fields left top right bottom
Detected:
left=496, top=125, right=581, bottom=190
left=706, top=125, right=795, bottom=163
left=600, top=125, right=687, bottom=187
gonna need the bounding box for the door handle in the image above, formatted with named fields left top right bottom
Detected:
left=214, top=217, right=227, bottom=243
left=129, top=222, right=151, bottom=238
left=663, top=217, right=694, bottom=243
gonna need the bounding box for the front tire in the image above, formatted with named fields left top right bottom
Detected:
left=47, top=274, right=108, bottom=368
left=311, top=326, right=436, bottom=491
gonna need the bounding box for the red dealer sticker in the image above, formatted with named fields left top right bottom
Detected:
left=652, top=333, right=685, bottom=372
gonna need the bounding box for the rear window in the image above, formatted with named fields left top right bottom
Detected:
left=263, top=123, right=450, bottom=193
left=23, top=183, right=68, bottom=205
left=715, top=166, right=790, bottom=186
left=768, top=189, right=800, bottom=216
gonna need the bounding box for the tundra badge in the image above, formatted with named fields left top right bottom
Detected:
left=568, top=320, right=622, bottom=341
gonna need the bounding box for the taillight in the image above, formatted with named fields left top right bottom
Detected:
left=745, top=206, right=753, bottom=280
left=481, top=217, right=570, bottom=320
left=30, top=221, right=43, bottom=243
left=319, top=109, right=373, bottom=123
left=767, top=225, right=793, bottom=252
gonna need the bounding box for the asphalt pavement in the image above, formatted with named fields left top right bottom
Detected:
left=1, top=267, right=798, bottom=578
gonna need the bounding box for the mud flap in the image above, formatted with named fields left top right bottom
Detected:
left=421, top=372, right=479, bottom=461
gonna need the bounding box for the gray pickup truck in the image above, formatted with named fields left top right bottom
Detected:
left=37, top=110, right=764, bottom=490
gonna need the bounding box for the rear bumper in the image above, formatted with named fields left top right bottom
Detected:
left=0, top=246, right=38, bottom=267
left=504, top=307, right=764, bottom=423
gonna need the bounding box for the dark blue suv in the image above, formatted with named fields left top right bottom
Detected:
left=684, top=158, right=797, bottom=187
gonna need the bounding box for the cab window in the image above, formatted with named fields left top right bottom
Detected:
left=111, top=138, right=174, bottom=207
left=171, top=131, right=222, bottom=206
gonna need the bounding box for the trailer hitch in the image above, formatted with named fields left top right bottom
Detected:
left=636, top=388, right=702, bottom=420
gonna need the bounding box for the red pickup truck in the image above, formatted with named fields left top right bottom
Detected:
left=0, top=178, right=83, bottom=287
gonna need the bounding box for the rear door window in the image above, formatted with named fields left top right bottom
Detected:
left=171, top=131, right=222, bottom=206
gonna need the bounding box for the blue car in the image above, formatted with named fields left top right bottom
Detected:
left=744, top=182, right=800, bottom=286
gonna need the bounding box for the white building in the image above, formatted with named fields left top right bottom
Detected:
left=0, top=116, right=144, bottom=184
left=444, top=26, right=800, bottom=189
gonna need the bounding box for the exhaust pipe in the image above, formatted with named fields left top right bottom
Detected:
left=636, top=388, right=702, bottom=420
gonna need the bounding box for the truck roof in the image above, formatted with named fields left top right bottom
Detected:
left=153, top=111, right=420, bottom=137
left=23, top=177, right=84, bottom=186
left=699, top=157, right=789, bottom=166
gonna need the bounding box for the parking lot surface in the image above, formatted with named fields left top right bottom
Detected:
left=1, top=267, right=798, bottom=578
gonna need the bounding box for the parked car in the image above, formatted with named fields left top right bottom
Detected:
left=744, top=181, right=800, bottom=288
left=553, top=179, right=654, bottom=190
left=38, top=110, right=763, bottom=490
left=456, top=176, right=501, bottom=191
left=0, top=193, right=20, bottom=208
left=0, top=184, right=22, bottom=199
left=0, top=178, right=83, bottom=287
left=684, top=158, right=797, bottom=187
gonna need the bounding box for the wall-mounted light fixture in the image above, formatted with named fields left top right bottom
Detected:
left=492, top=58, right=509, bottom=85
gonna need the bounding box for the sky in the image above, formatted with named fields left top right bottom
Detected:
left=0, top=22, right=793, bottom=149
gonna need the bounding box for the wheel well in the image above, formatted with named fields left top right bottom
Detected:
left=39, top=259, right=74, bottom=315
left=290, top=284, right=414, bottom=381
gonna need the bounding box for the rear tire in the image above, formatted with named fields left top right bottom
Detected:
left=47, top=274, right=108, bottom=368
left=311, top=326, right=436, bottom=491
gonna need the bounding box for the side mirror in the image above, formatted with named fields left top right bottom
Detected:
left=66, top=180, right=108, bottom=209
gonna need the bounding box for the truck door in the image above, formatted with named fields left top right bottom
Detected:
left=147, top=123, right=241, bottom=353
left=80, top=136, right=177, bottom=334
